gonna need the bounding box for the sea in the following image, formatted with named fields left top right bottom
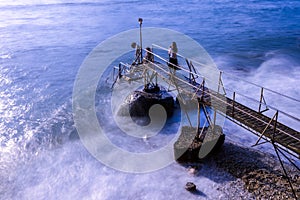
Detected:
left=0, top=0, right=299, bottom=199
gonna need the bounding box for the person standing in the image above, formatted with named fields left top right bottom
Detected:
left=168, top=42, right=179, bottom=70
left=131, top=42, right=141, bottom=65
left=143, top=47, right=154, bottom=63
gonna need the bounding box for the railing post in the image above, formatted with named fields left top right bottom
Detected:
left=258, top=87, right=264, bottom=113
left=118, top=63, right=122, bottom=79
left=273, top=110, right=278, bottom=139
left=201, top=78, right=205, bottom=102
left=196, top=99, right=201, bottom=138
left=138, top=18, right=143, bottom=64
left=186, top=58, right=192, bottom=81
left=218, top=71, right=222, bottom=94
left=232, top=92, right=236, bottom=118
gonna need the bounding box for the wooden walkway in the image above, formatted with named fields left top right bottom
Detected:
left=136, top=62, right=300, bottom=157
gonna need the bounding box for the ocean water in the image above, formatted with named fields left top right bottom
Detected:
left=0, top=0, right=299, bottom=199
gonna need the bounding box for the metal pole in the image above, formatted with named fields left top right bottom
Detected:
left=273, top=143, right=297, bottom=199
left=218, top=71, right=222, bottom=94
left=259, top=87, right=264, bottom=112
left=232, top=92, right=236, bottom=118
left=197, top=100, right=201, bottom=138
left=273, top=111, right=278, bottom=139
left=201, top=78, right=205, bottom=102
left=118, top=63, right=122, bottom=79
left=138, top=18, right=143, bottom=64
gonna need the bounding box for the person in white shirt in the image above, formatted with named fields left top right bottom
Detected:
left=168, top=42, right=179, bottom=70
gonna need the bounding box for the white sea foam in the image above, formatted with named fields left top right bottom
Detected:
left=1, top=0, right=299, bottom=198
left=2, top=140, right=240, bottom=200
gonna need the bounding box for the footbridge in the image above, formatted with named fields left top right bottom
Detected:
left=111, top=44, right=300, bottom=198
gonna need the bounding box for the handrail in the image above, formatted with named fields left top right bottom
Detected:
left=115, top=47, right=300, bottom=135
left=220, top=84, right=300, bottom=122
left=223, top=71, right=300, bottom=103
left=150, top=44, right=300, bottom=123
left=152, top=44, right=300, bottom=103
left=152, top=44, right=209, bottom=68
left=145, top=47, right=228, bottom=95
left=112, top=45, right=300, bottom=161
left=144, top=48, right=202, bottom=79
left=144, top=48, right=226, bottom=94
left=141, top=59, right=300, bottom=142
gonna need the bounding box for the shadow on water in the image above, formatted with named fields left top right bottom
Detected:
left=190, top=189, right=207, bottom=198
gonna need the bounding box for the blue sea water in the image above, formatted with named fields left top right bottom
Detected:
left=0, top=0, right=299, bottom=199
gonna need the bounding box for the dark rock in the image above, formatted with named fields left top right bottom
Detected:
left=118, top=85, right=174, bottom=126
left=185, top=182, right=197, bottom=192
left=174, top=126, right=202, bottom=162
left=174, top=125, right=225, bottom=162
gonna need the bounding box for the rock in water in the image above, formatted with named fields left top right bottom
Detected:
left=174, top=126, right=225, bottom=162
left=174, top=126, right=203, bottom=162
left=118, top=85, right=174, bottom=126
left=185, top=182, right=197, bottom=192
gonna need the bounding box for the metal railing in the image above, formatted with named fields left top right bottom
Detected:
left=150, top=44, right=300, bottom=130
left=111, top=44, right=300, bottom=198
left=112, top=45, right=300, bottom=149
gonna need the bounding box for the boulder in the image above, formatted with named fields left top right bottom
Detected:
left=118, top=85, right=174, bottom=125
left=185, top=182, right=197, bottom=192
left=174, top=125, right=225, bottom=162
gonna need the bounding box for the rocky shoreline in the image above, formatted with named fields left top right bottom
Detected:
left=209, top=141, right=300, bottom=199
left=116, top=86, right=299, bottom=199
